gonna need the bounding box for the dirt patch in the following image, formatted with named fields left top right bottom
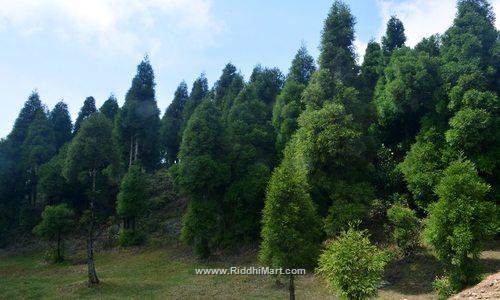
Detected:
left=450, top=273, right=500, bottom=299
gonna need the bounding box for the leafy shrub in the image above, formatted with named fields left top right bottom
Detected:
left=118, top=229, right=146, bottom=247
left=424, top=159, right=497, bottom=290
left=386, top=204, right=421, bottom=255
left=433, top=276, right=455, bottom=299
left=317, top=227, right=390, bottom=299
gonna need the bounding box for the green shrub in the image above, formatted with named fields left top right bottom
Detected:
left=424, top=159, right=497, bottom=290
left=118, top=229, right=146, bottom=247
left=386, top=204, right=421, bottom=256
left=433, top=276, right=455, bottom=299
left=317, top=227, right=390, bottom=300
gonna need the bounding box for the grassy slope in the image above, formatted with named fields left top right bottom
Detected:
left=0, top=243, right=498, bottom=299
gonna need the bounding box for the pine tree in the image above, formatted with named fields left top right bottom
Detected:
left=318, top=0, right=358, bottom=86
left=49, top=102, right=72, bottom=150
left=160, top=82, right=189, bottom=166
left=224, top=66, right=283, bottom=241
left=177, top=100, right=229, bottom=258
left=181, top=74, right=209, bottom=134
left=260, top=140, right=321, bottom=300
left=114, top=57, right=161, bottom=171
left=287, top=45, right=316, bottom=85
left=213, top=63, right=244, bottom=114
left=73, top=96, right=97, bottom=135
left=273, top=46, right=315, bottom=154
left=63, top=113, right=118, bottom=285
left=382, top=16, right=406, bottom=61
left=360, top=41, right=383, bottom=100
left=116, top=164, right=147, bottom=246
left=19, top=110, right=56, bottom=229
left=99, top=95, right=119, bottom=121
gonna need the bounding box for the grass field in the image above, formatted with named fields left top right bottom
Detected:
left=0, top=242, right=498, bottom=299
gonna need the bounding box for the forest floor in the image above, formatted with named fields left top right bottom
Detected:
left=0, top=240, right=499, bottom=299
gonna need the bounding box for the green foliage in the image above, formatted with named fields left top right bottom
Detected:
left=213, top=63, right=244, bottom=114
left=374, top=48, right=440, bottom=151
left=317, top=227, right=390, bottom=300
left=73, top=96, right=97, bottom=135
left=49, top=101, right=72, bottom=149
left=116, top=165, right=147, bottom=221
left=181, top=74, right=209, bottom=132
left=382, top=16, right=406, bottom=59
left=177, top=100, right=229, bottom=257
left=319, top=0, right=358, bottom=85
left=288, top=45, right=316, bottom=85
left=360, top=41, right=383, bottom=99
left=160, top=82, right=188, bottom=166
left=118, top=228, right=146, bottom=247
left=399, top=128, right=446, bottom=209
left=33, top=204, right=75, bottom=262
left=424, top=159, right=498, bottom=290
left=273, top=46, right=315, bottom=154
left=259, top=142, right=321, bottom=270
left=386, top=204, right=421, bottom=255
left=433, top=275, right=455, bottom=299
left=114, top=57, right=161, bottom=171
left=99, top=95, right=119, bottom=121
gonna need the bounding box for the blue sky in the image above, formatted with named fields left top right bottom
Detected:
left=1, top=0, right=499, bottom=138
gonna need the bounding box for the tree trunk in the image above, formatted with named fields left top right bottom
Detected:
left=129, top=135, right=134, bottom=168
left=56, top=230, right=61, bottom=262
left=87, top=169, right=99, bottom=286
left=289, top=274, right=295, bottom=300
left=134, top=137, right=139, bottom=163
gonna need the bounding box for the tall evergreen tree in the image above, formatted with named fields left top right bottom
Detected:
left=224, top=66, right=283, bottom=241
left=260, top=139, right=321, bottom=300
left=49, top=102, right=72, bottom=150
left=160, top=81, right=189, bottom=166
left=360, top=41, right=383, bottom=99
left=273, top=46, right=315, bottom=154
left=213, top=63, right=244, bottom=114
left=181, top=74, right=209, bottom=134
left=318, top=0, right=358, bottom=86
left=73, top=96, right=97, bottom=135
left=382, top=16, right=407, bottom=61
left=19, top=110, right=56, bottom=229
left=99, top=95, right=119, bottom=121
left=177, top=100, right=229, bottom=257
left=63, top=113, right=118, bottom=285
left=114, top=57, right=161, bottom=171
left=288, top=45, right=316, bottom=85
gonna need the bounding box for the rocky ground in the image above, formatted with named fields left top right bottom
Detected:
left=450, top=273, right=500, bottom=299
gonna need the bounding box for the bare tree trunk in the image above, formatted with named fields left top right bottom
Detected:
left=129, top=135, right=134, bottom=168
left=56, top=230, right=61, bottom=262
left=289, top=274, right=295, bottom=300
left=134, top=137, right=139, bottom=163
left=87, top=169, right=99, bottom=286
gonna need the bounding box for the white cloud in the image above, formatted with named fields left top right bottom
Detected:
left=354, top=39, right=368, bottom=64
left=376, top=0, right=500, bottom=47
left=0, top=0, right=221, bottom=57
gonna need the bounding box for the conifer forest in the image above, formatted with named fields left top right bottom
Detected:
left=0, top=1, right=499, bottom=299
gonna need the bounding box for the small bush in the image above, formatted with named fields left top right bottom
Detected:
left=386, top=204, right=421, bottom=256
left=118, top=229, right=145, bottom=247
left=317, top=227, right=390, bottom=300
left=433, top=276, right=455, bottom=299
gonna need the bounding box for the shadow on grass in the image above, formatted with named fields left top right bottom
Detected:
left=382, top=248, right=442, bottom=296
left=64, top=279, right=164, bottom=298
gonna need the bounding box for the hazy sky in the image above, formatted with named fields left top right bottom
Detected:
left=1, top=0, right=499, bottom=138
